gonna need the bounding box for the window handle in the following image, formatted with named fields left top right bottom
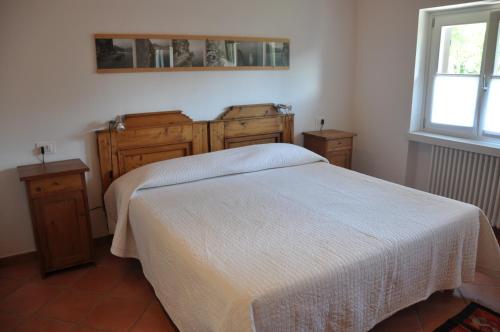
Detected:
left=482, top=75, right=489, bottom=91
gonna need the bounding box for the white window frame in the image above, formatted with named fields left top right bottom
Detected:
left=409, top=2, right=500, bottom=154
left=480, top=10, right=500, bottom=138
left=423, top=11, right=488, bottom=138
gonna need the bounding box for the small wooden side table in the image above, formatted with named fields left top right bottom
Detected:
left=18, top=159, right=93, bottom=275
left=303, top=130, right=357, bottom=169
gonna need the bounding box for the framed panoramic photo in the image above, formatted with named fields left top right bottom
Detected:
left=94, top=34, right=289, bottom=73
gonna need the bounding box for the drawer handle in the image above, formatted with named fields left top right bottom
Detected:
left=35, top=187, right=42, bottom=192
left=52, top=181, right=60, bottom=186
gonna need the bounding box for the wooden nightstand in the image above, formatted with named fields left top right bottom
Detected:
left=18, top=159, right=93, bottom=275
left=303, top=130, right=356, bottom=169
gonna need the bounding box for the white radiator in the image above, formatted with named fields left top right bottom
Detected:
left=429, top=145, right=500, bottom=228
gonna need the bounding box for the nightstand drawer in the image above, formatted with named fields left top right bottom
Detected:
left=327, top=138, right=352, bottom=151
left=29, top=174, right=83, bottom=197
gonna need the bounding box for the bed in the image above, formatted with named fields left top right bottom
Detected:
left=97, top=106, right=500, bottom=332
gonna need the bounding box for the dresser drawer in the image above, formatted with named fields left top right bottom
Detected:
left=29, top=174, right=83, bottom=197
left=327, top=138, right=352, bottom=152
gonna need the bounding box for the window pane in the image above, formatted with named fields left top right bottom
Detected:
left=438, top=23, right=487, bottom=75
left=495, top=24, right=500, bottom=75
left=431, top=75, right=479, bottom=127
left=484, top=78, right=500, bottom=134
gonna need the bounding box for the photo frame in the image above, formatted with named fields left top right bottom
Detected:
left=94, top=34, right=290, bottom=73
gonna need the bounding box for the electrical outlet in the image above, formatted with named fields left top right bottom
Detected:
left=315, top=117, right=326, bottom=130
left=35, top=141, right=56, bottom=155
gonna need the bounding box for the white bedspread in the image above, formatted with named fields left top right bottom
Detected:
left=105, top=144, right=500, bottom=332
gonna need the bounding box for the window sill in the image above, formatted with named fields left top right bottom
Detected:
left=408, top=131, right=500, bottom=157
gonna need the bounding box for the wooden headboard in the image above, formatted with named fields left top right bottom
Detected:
left=96, top=111, right=208, bottom=192
left=96, top=105, right=293, bottom=192
left=209, top=104, right=294, bottom=151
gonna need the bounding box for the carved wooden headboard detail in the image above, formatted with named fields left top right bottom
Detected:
left=209, top=104, right=294, bottom=152
left=96, top=111, right=208, bottom=192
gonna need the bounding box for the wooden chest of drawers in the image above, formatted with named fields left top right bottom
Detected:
left=303, top=130, right=356, bottom=169
left=18, top=159, right=93, bottom=275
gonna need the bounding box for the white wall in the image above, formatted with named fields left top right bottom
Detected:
left=352, top=0, right=479, bottom=186
left=0, top=0, right=356, bottom=258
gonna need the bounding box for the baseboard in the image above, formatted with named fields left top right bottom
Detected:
left=0, top=235, right=113, bottom=268
left=0, top=251, right=38, bottom=267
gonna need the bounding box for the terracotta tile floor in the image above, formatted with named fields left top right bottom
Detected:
left=0, top=243, right=498, bottom=332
